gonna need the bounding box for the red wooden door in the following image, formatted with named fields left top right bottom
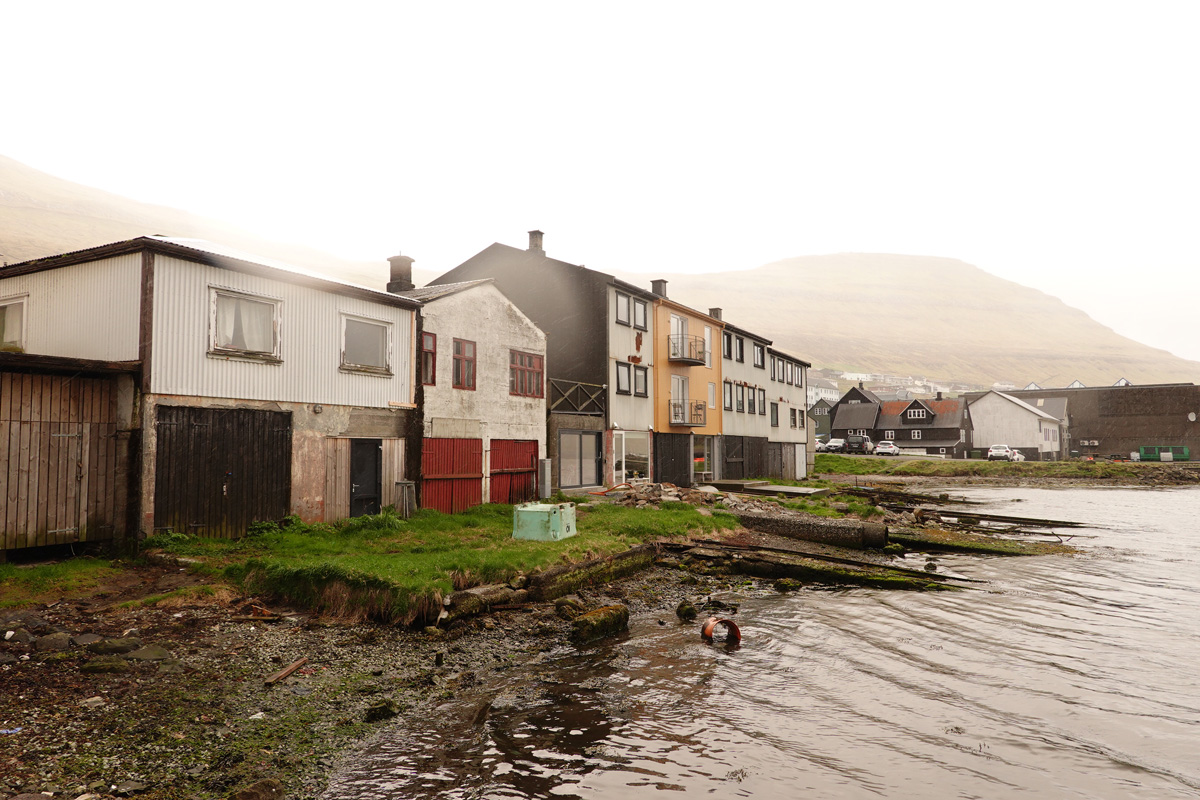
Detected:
left=421, top=438, right=483, bottom=513
left=489, top=439, right=538, bottom=504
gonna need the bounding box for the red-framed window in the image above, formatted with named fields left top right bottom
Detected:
left=421, top=332, right=436, bottom=385
left=453, top=338, right=476, bottom=390
left=510, top=350, right=544, bottom=397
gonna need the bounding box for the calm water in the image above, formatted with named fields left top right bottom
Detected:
left=325, top=487, right=1200, bottom=799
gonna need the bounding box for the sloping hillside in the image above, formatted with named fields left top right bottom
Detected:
left=0, top=154, right=388, bottom=286
left=623, top=253, right=1200, bottom=387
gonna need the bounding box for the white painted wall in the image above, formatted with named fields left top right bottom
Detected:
left=607, top=285, right=655, bottom=431
left=968, top=393, right=1052, bottom=451
left=420, top=283, right=547, bottom=501
left=769, top=352, right=809, bottom=448
left=721, top=333, right=772, bottom=437
left=0, top=254, right=142, bottom=361
left=150, top=255, right=415, bottom=408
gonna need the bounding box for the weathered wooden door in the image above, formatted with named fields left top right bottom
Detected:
left=1, top=371, right=124, bottom=552
left=766, top=442, right=784, bottom=479
left=489, top=439, right=538, bottom=505
left=154, top=406, right=292, bottom=538
left=653, top=432, right=692, bottom=487
left=745, top=437, right=768, bottom=479
left=421, top=437, right=483, bottom=513
left=723, top=436, right=745, bottom=479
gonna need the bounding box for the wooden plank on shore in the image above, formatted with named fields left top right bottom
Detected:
left=264, top=657, right=308, bottom=685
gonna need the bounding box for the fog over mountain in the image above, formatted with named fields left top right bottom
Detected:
left=619, top=254, right=1200, bottom=387
left=3, top=155, right=1197, bottom=388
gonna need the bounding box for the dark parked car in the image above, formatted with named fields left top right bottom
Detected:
left=845, top=435, right=874, bottom=454
left=825, top=438, right=846, bottom=453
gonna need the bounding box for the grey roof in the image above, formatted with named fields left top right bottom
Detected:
left=972, top=391, right=1059, bottom=421
left=398, top=278, right=493, bottom=302
left=831, top=402, right=880, bottom=430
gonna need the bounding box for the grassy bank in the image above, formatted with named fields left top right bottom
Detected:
left=812, top=453, right=1152, bottom=479
left=137, top=502, right=739, bottom=626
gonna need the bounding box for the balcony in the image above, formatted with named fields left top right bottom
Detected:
left=669, top=399, right=707, bottom=427
left=667, top=333, right=707, bottom=365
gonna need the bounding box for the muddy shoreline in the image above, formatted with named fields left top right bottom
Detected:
left=5, top=472, right=1184, bottom=800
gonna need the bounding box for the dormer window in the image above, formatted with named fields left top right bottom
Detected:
left=907, top=408, right=928, bottom=419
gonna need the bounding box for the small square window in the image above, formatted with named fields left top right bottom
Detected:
left=211, top=289, right=281, bottom=362
left=634, top=365, right=649, bottom=397
left=453, top=338, right=476, bottom=390
left=0, top=297, right=26, bottom=352
left=912, top=429, right=922, bottom=440
left=616, top=293, right=631, bottom=325
left=633, top=299, right=647, bottom=330
left=341, top=315, right=391, bottom=374
left=616, top=362, right=631, bottom=395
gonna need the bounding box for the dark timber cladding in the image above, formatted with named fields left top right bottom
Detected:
left=653, top=432, right=692, bottom=487
left=722, top=435, right=768, bottom=480
left=154, top=406, right=292, bottom=538
left=1, top=371, right=126, bottom=552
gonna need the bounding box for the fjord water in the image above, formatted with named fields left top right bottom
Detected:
left=325, top=487, right=1200, bottom=799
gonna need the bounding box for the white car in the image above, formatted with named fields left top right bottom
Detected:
left=987, top=444, right=1015, bottom=461
left=874, top=441, right=901, bottom=456
left=1010, top=450, right=1026, bottom=462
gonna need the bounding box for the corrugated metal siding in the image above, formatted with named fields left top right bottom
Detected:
left=0, top=255, right=141, bottom=361
left=422, top=437, right=483, bottom=513
left=150, top=256, right=414, bottom=407
left=489, top=439, right=538, bottom=504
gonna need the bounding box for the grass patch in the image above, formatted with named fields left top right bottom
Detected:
left=813, top=454, right=1149, bottom=479
left=147, top=502, right=738, bottom=626
left=0, top=557, right=122, bottom=608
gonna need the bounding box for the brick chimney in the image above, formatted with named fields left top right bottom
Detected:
left=709, top=307, right=722, bottom=320
left=527, top=230, right=545, bottom=255
left=651, top=279, right=668, bottom=298
left=386, top=253, right=415, bottom=293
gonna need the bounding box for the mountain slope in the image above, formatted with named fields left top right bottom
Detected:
left=0, top=154, right=390, bottom=285
left=624, top=253, right=1200, bottom=387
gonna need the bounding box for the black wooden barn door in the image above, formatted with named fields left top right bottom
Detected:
left=653, top=432, right=692, bottom=487
left=154, top=406, right=292, bottom=538
left=723, top=436, right=745, bottom=480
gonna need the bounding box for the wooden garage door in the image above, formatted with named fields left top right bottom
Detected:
left=422, top=437, right=483, bottom=513
left=653, top=432, right=692, bottom=487
left=154, top=406, right=292, bottom=538
left=1, top=372, right=123, bottom=551
left=490, top=439, right=538, bottom=505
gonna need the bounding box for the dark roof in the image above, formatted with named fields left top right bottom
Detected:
left=831, top=402, right=880, bottom=430
left=2, top=236, right=422, bottom=310
left=766, top=346, right=811, bottom=367
left=721, top=321, right=771, bottom=345
left=398, top=279, right=493, bottom=302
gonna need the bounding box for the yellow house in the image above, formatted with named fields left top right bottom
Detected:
left=650, top=287, right=722, bottom=483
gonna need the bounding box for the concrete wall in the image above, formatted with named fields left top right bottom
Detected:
left=419, top=283, right=547, bottom=501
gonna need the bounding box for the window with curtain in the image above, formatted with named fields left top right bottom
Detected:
left=453, top=339, right=476, bottom=389
left=212, top=290, right=279, bottom=359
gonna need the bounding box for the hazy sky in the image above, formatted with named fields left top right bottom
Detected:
left=3, top=2, right=1198, bottom=361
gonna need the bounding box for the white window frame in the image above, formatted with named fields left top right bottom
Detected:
left=704, top=326, right=712, bottom=368
left=885, top=430, right=895, bottom=440
left=0, top=295, right=27, bottom=352
left=708, top=382, right=716, bottom=409
left=912, top=429, right=922, bottom=440
left=907, top=408, right=928, bottom=419
left=340, top=313, right=393, bottom=375
left=209, top=287, right=282, bottom=362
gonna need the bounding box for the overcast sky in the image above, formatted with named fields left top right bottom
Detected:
left=3, top=2, right=1197, bottom=361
